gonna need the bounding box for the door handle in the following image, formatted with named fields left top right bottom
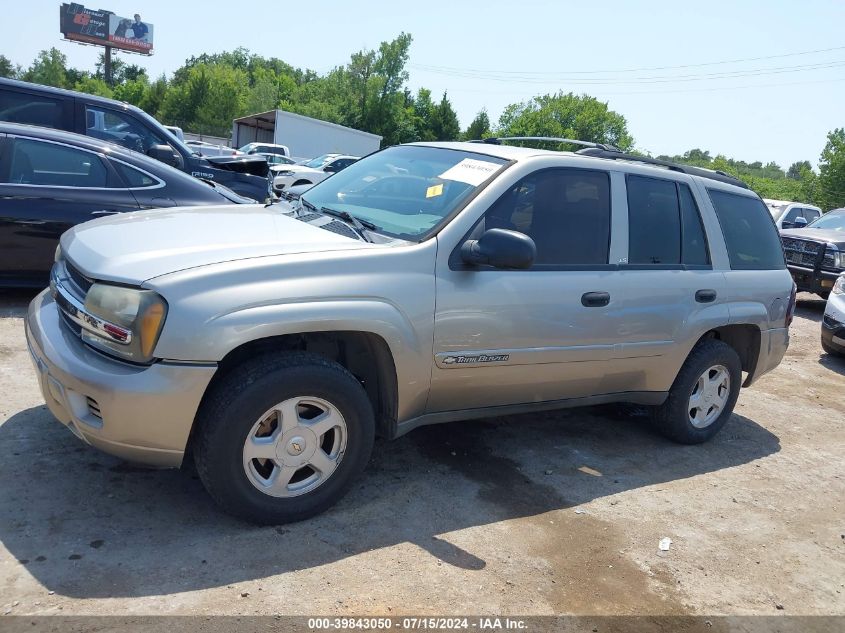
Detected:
left=695, top=289, right=717, bottom=303
left=91, top=210, right=120, bottom=216
left=581, top=291, right=610, bottom=307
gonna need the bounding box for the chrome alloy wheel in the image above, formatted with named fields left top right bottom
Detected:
left=242, top=396, right=347, bottom=497
left=688, top=364, right=730, bottom=429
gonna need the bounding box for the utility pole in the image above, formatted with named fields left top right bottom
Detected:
left=104, top=45, right=113, bottom=85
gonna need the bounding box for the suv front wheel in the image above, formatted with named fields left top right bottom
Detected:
left=653, top=339, right=742, bottom=444
left=193, top=352, right=375, bottom=524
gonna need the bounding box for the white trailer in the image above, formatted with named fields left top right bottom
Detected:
left=232, top=110, right=382, bottom=161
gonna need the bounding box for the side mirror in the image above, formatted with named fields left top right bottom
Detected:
left=147, top=144, right=182, bottom=168
left=793, top=217, right=809, bottom=229
left=461, top=228, right=536, bottom=270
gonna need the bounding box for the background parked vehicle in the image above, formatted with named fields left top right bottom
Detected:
left=765, top=198, right=822, bottom=230
left=781, top=208, right=845, bottom=298
left=185, top=139, right=242, bottom=158
left=272, top=154, right=358, bottom=193
left=164, top=125, right=185, bottom=143
left=0, top=122, right=251, bottom=287
left=233, top=109, right=380, bottom=160
left=822, top=273, right=845, bottom=356
left=239, top=142, right=290, bottom=158
left=0, top=78, right=271, bottom=201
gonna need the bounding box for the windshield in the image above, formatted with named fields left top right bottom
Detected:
left=300, top=145, right=509, bottom=240
left=304, top=154, right=335, bottom=169
left=807, top=210, right=845, bottom=231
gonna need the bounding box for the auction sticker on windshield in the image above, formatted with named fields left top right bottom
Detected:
left=438, top=158, right=501, bottom=186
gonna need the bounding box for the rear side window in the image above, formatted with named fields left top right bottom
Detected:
left=4, top=138, right=108, bottom=188
left=803, top=208, right=821, bottom=222
left=111, top=160, right=157, bottom=188
left=627, top=176, right=710, bottom=266
left=708, top=189, right=786, bottom=270
left=0, top=91, right=66, bottom=129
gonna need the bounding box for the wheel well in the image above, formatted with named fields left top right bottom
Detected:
left=199, top=332, right=398, bottom=440
left=292, top=179, right=312, bottom=186
left=698, top=324, right=761, bottom=382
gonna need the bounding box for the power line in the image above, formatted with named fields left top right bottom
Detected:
left=436, top=74, right=845, bottom=96
left=409, top=59, right=845, bottom=85
left=409, top=44, right=845, bottom=76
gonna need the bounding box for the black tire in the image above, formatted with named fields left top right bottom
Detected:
left=653, top=339, right=742, bottom=444
left=822, top=337, right=844, bottom=357
left=193, top=352, right=375, bottom=524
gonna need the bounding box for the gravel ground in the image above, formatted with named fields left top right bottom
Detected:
left=0, top=290, right=843, bottom=617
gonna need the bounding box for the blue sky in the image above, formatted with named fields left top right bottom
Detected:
left=3, top=1, right=844, bottom=168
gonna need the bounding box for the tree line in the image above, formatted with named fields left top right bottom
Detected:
left=1, top=34, right=844, bottom=210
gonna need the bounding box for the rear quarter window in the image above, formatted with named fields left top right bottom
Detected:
left=708, top=189, right=786, bottom=270
left=0, top=91, right=68, bottom=129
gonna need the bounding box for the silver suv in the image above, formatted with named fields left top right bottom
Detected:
left=26, top=139, right=795, bottom=524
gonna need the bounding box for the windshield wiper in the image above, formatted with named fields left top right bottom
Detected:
left=319, top=206, right=378, bottom=243
left=321, top=206, right=378, bottom=231
left=294, top=199, right=377, bottom=242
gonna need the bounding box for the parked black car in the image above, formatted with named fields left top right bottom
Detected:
left=0, top=122, right=252, bottom=287
left=0, top=78, right=271, bottom=201
left=781, top=208, right=845, bottom=298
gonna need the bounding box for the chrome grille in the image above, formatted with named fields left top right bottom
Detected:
left=65, top=260, right=93, bottom=295
left=781, top=238, right=821, bottom=267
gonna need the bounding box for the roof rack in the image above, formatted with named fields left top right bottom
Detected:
left=576, top=147, right=749, bottom=189
left=470, top=136, right=620, bottom=151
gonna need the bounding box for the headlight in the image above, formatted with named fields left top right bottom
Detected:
left=822, top=246, right=845, bottom=270
left=833, top=275, right=845, bottom=295
left=82, top=284, right=168, bottom=363
left=276, top=170, right=294, bottom=177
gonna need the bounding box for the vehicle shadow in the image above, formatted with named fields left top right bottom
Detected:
left=0, top=289, right=41, bottom=318
left=794, top=295, right=826, bottom=323
left=0, top=403, right=780, bottom=599
left=819, top=350, right=845, bottom=375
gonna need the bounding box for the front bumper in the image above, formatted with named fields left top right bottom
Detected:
left=822, top=313, right=845, bottom=354
left=26, top=289, right=217, bottom=467
left=787, top=264, right=841, bottom=295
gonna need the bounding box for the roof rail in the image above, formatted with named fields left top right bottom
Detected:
left=576, top=147, right=749, bottom=189
left=470, top=136, right=620, bottom=151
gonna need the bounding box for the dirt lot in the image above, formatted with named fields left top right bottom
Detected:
left=0, top=290, right=843, bottom=617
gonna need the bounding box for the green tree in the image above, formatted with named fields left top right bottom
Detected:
left=431, top=92, right=460, bottom=141
left=22, top=48, right=70, bottom=88
left=0, top=55, right=18, bottom=79
left=463, top=109, right=491, bottom=141
left=113, top=76, right=150, bottom=107
left=73, top=76, right=113, bottom=98
left=160, top=63, right=248, bottom=135
left=817, top=128, right=845, bottom=211
left=497, top=92, right=633, bottom=150
left=787, top=160, right=812, bottom=180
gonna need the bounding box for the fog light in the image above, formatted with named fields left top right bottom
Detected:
left=822, top=279, right=834, bottom=288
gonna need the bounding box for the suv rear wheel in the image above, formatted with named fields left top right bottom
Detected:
left=193, top=352, right=375, bottom=524
left=653, top=339, right=742, bottom=444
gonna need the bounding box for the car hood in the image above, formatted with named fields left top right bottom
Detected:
left=781, top=228, right=845, bottom=245
left=61, top=204, right=376, bottom=285
left=275, top=165, right=321, bottom=176
left=205, top=154, right=269, bottom=177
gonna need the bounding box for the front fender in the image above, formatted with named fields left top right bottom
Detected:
left=155, top=297, right=432, bottom=422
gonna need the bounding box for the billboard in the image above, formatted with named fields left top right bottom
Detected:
left=59, top=3, right=154, bottom=55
